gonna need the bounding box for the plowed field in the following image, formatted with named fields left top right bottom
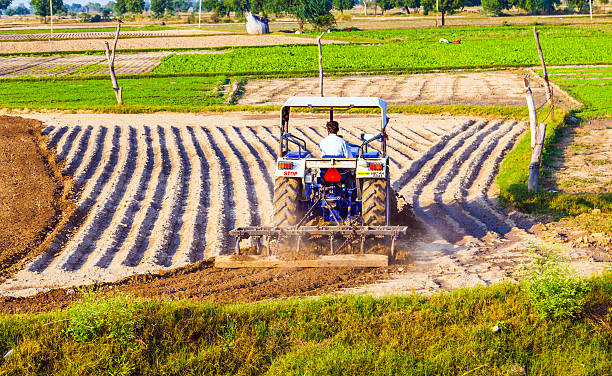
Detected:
left=239, top=72, right=548, bottom=107
left=0, top=113, right=530, bottom=297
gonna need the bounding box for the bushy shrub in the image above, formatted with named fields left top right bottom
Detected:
left=524, top=252, right=591, bottom=319
left=66, top=291, right=145, bottom=349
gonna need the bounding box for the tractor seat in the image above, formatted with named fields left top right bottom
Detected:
left=361, top=151, right=381, bottom=159
left=346, top=144, right=381, bottom=159
left=285, top=150, right=310, bottom=159
left=322, top=154, right=346, bottom=158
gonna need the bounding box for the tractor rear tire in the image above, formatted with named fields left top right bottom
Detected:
left=362, top=178, right=388, bottom=226
left=273, top=177, right=301, bottom=226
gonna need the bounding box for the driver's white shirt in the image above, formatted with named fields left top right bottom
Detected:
left=320, top=134, right=351, bottom=158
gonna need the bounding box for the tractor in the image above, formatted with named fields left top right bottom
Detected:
left=215, top=96, right=408, bottom=268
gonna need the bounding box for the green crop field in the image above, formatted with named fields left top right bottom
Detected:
left=306, top=24, right=611, bottom=43
left=154, top=25, right=612, bottom=77
left=538, top=66, right=612, bottom=118
left=0, top=75, right=226, bottom=112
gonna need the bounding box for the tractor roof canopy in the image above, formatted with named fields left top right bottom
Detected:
left=283, top=96, right=387, bottom=116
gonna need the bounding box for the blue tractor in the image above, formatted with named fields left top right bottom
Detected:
left=218, top=97, right=408, bottom=268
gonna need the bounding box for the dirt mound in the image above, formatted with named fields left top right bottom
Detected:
left=0, top=116, right=73, bottom=282
left=0, top=259, right=396, bottom=314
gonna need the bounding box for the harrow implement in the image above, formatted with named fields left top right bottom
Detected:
left=214, top=225, right=408, bottom=268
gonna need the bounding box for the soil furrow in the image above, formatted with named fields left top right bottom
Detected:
left=55, top=125, right=81, bottom=164
left=92, top=126, right=153, bottom=269
left=214, top=127, right=260, bottom=227
left=72, top=126, right=109, bottom=194
left=57, top=126, right=137, bottom=271
left=124, top=126, right=171, bottom=267
left=194, top=127, right=232, bottom=258
left=246, top=126, right=277, bottom=160
left=1, top=113, right=543, bottom=297
left=434, top=121, right=510, bottom=239
left=450, top=122, right=522, bottom=236
left=140, top=126, right=187, bottom=267
left=47, top=126, right=68, bottom=150
left=179, top=127, right=210, bottom=263
left=164, top=127, right=196, bottom=267
left=231, top=127, right=275, bottom=224
left=393, top=120, right=475, bottom=192
left=466, top=124, right=531, bottom=231
left=404, top=121, right=489, bottom=241
left=27, top=126, right=119, bottom=273
left=63, top=125, right=93, bottom=177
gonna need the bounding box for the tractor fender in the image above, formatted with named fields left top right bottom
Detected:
left=355, top=157, right=388, bottom=179
left=275, top=158, right=307, bottom=178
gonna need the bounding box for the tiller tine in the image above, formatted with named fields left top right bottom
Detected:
left=215, top=225, right=408, bottom=268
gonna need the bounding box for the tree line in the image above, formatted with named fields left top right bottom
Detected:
left=0, top=0, right=606, bottom=26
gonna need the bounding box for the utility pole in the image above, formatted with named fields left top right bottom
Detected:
left=49, top=0, right=53, bottom=40
left=436, top=0, right=439, bottom=27
left=198, top=0, right=202, bottom=28
left=589, top=0, right=592, bottom=20
left=317, top=32, right=324, bottom=96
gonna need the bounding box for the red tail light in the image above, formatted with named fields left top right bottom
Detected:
left=278, top=162, right=293, bottom=170
left=368, top=163, right=383, bottom=170
left=323, top=168, right=342, bottom=182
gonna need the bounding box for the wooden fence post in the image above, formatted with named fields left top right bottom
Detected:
left=532, top=26, right=553, bottom=121
left=317, top=32, right=325, bottom=97
left=524, top=75, right=537, bottom=147
left=528, top=122, right=547, bottom=192
left=525, top=74, right=547, bottom=191
left=105, top=23, right=123, bottom=105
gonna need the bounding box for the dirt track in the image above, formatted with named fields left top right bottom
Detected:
left=0, top=112, right=536, bottom=297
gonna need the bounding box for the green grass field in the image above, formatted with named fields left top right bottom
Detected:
left=154, top=25, right=612, bottom=76
left=1, top=276, right=610, bottom=375
left=0, top=75, right=227, bottom=112
left=540, top=66, right=612, bottom=118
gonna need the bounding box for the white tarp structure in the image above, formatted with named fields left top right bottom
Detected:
left=245, top=12, right=269, bottom=35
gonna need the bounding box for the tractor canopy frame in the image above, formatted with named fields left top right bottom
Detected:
left=279, top=96, right=389, bottom=158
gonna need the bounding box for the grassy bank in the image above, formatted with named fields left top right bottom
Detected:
left=496, top=108, right=612, bottom=228
left=498, top=65, right=612, bottom=227
left=1, top=276, right=610, bottom=375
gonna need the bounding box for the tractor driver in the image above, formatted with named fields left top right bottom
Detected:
left=319, top=120, right=352, bottom=158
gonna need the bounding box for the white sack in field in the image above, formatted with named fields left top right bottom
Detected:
left=246, top=12, right=269, bottom=35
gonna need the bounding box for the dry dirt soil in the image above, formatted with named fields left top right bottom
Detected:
left=0, top=112, right=542, bottom=297
left=0, top=51, right=228, bottom=78
left=0, top=111, right=609, bottom=311
left=0, top=34, right=339, bottom=54
left=0, top=260, right=398, bottom=314
left=0, top=116, right=72, bottom=281
left=0, top=29, right=223, bottom=41
left=239, top=71, right=549, bottom=107
left=544, top=118, right=612, bottom=195
left=0, top=52, right=171, bottom=77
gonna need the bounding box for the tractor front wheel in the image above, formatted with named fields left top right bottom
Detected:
left=362, top=178, right=388, bottom=226
left=273, top=177, right=301, bottom=226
